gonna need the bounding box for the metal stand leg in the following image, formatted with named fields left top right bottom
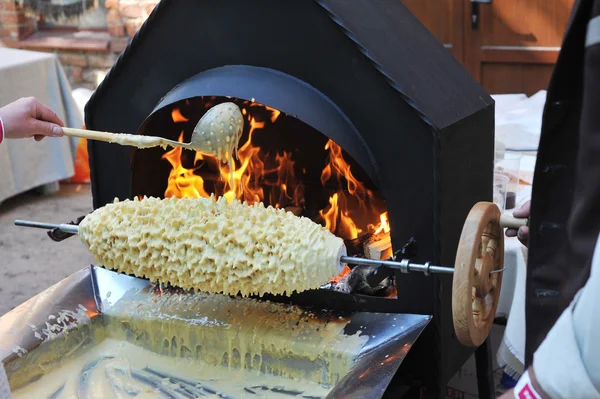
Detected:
left=475, top=338, right=495, bottom=399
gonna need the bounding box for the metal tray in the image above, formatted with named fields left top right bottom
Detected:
left=0, top=266, right=431, bottom=398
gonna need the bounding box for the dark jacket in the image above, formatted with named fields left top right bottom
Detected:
left=526, top=0, right=600, bottom=366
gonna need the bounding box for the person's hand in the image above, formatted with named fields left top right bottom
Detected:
left=506, top=200, right=530, bottom=247
left=0, top=97, right=64, bottom=141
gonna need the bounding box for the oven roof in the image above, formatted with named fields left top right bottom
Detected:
left=314, top=0, right=492, bottom=129
left=85, top=0, right=491, bottom=134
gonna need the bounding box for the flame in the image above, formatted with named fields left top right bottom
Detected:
left=268, top=152, right=305, bottom=208
left=162, top=105, right=304, bottom=209
left=321, top=140, right=373, bottom=201
left=329, top=265, right=352, bottom=284
left=163, top=103, right=390, bottom=244
left=318, top=193, right=359, bottom=239
left=264, top=105, right=281, bottom=123
left=374, top=212, right=390, bottom=234
left=320, top=193, right=339, bottom=233
left=220, top=116, right=266, bottom=203
left=163, top=101, right=396, bottom=297
left=319, top=139, right=377, bottom=240
left=162, top=132, right=211, bottom=198
left=171, top=108, right=189, bottom=123
left=318, top=140, right=392, bottom=241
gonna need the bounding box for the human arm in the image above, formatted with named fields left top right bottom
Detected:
left=0, top=97, right=64, bottom=143
left=499, top=233, right=600, bottom=399
left=505, top=200, right=530, bottom=247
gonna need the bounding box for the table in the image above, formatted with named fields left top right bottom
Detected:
left=492, top=92, right=545, bottom=380
left=495, top=183, right=531, bottom=378
left=0, top=47, right=82, bottom=204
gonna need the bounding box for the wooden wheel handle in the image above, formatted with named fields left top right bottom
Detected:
left=452, top=202, right=504, bottom=347
left=499, top=214, right=529, bottom=229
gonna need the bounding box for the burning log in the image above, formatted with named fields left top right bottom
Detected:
left=343, top=233, right=371, bottom=257
left=345, top=229, right=394, bottom=297
left=324, top=230, right=396, bottom=298
left=347, top=264, right=394, bottom=297
left=364, top=233, right=392, bottom=260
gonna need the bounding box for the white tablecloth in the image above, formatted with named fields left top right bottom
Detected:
left=0, top=48, right=82, bottom=204
left=493, top=92, right=545, bottom=379
left=496, top=184, right=531, bottom=378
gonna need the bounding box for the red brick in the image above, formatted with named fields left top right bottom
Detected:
left=105, top=0, right=119, bottom=10
left=0, top=25, right=18, bottom=38
left=110, top=37, right=129, bottom=53
left=0, top=2, right=19, bottom=12
left=0, top=21, right=34, bottom=40
left=108, top=24, right=125, bottom=37
left=18, top=21, right=34, bottom=38
left=124, top=20, right=141, bottom=37
left=87, top=54, right=116, bottom=68
left=106, top=9, right=122, bottom=24
left=0, top=38, right=18, bottom=47
left=0, top=11, right=25, bottom=24
left=59, top=53, right=88, bottom=67
left=120, top=4, right=142, bottom=19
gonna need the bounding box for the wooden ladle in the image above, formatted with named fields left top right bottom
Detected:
left=62, top=102, right=244, bottom=160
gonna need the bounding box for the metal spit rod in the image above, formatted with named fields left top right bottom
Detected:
left=14, top=219, right=455, bottom=277
left=340, top=256, right=454, bottom=275
left=14, top=220, right=79, bottom=234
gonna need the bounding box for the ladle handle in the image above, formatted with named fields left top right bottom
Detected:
left=63, top=127, right=128, bottom=143
left=62, top=127, right=176, bottom=149
left=499, top=214, right=529, bottom=229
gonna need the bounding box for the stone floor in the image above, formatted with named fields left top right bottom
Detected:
left=0, top=183, right=94, bottom=315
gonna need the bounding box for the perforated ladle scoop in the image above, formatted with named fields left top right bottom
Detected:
left=61, top=102, right=244, bottom=159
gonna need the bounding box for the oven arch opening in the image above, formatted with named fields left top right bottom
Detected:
left=133, top=95, right=389, bottom=252
left=135, top=65, right=382, bottom=192
left=132, top=92, right=396, bottom=298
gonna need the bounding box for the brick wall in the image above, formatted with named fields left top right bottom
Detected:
left=0, top=1, right=36, bottom=43
left=59, top=52, right=118, bottom=90
left=0, top=0, right=159, bottom=90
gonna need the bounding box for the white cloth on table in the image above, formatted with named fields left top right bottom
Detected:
left=496, top=237, right=527, bottom=378
left=493, top=91, right=546, bottom=152
left=0, top=362, right=11, bottom=399
left=0, top=47, right=82, bottom=204
left=491, top=92, right=546, bottom=380
left=496, top=186, right=531, bottom=378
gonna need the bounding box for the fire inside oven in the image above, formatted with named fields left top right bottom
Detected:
left=131, top=96, right=395, bottom=297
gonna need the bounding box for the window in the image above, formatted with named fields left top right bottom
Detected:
left=18, top=0, right=107, bottom=29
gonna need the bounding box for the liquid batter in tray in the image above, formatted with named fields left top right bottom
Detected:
left=11, top=338, right=331, bottom=399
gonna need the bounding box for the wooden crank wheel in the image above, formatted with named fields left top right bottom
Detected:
left=452, top=201, right=504, bottom=347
